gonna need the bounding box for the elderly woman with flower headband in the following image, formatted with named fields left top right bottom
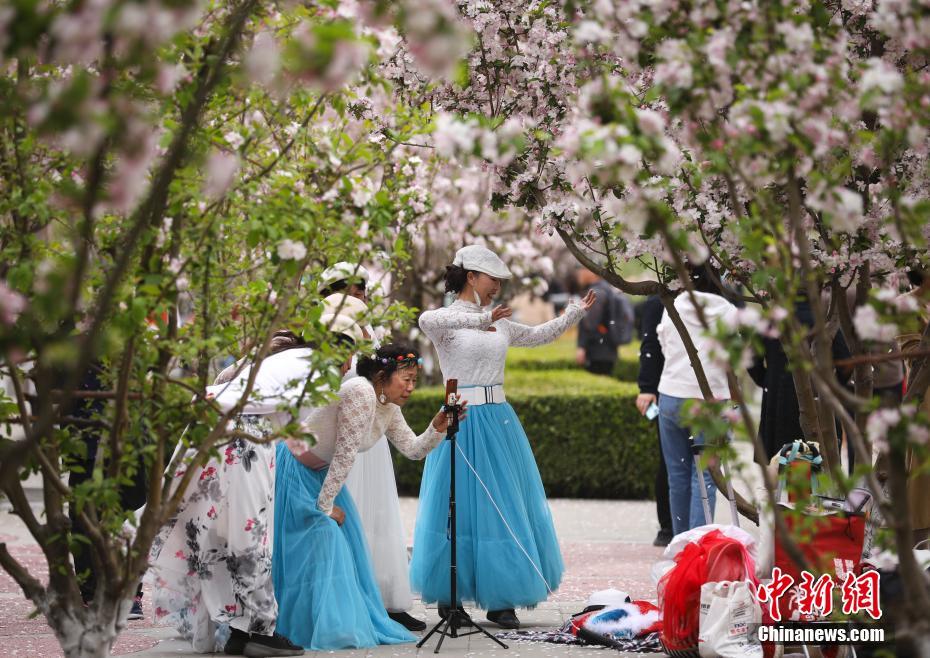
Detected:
left=272, top=341, right=466, bottom=650
left=316, top=263, right=427, bottom=633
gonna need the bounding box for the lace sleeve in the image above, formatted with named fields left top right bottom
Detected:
left=316, top=381, right=376, bottom=514
left=419, top=307, right=493, bottom=343
left=384, top=406, right=444, bottom=460
left=505, top=302, right=586, bottom=348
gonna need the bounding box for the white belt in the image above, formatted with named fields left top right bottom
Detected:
left=457, top=384, right=506, bottom=406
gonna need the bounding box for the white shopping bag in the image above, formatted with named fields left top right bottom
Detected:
left=698, top=581, right=763, bottom=658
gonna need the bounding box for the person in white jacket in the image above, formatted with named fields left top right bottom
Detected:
left=656, top=266, right=738, bottom=536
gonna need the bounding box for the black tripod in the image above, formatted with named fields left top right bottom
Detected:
left=417, top=395, right=508, bottom=653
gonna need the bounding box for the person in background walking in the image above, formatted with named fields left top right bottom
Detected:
left=634, top=295, right=674, bottom=546
left=575, top=268, right=634, bottom=376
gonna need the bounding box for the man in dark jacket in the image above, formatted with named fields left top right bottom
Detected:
left=575, top=269, right=633, bottom=375
left=635, top=295, right=674, bottom=546
left=65, top=364, right=148, bottom=617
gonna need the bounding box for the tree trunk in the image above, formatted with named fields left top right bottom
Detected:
left=44, top=594, right=132, bottom=658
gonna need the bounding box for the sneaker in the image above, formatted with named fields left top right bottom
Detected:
left=224, top=627, right=250, bottom=655
left=243, top=632, right=304, bottom=657
left=486, top=609, right=520, bottom=629
left=127, top=596, right=144, bottom=621
left=652, top=529, right=673, bottom=547
left=388, top=610, right=427, bottom=632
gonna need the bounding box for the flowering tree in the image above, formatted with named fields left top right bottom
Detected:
left=0, top=1, right=460, bottom=655
left=393, top=0, right=930, bottom=651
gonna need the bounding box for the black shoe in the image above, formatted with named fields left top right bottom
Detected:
left=243, top=632, right=304, bottom=657
left=388, top=610, right=427, bottom=632
left=653, top=529, right=673, bottom=547
left=127, top=596, right=144, bottom=621
left=486, top=609, right=519, bottom=629
left=224, top=628, right=250, bottom=655
left=438, top=604, right=467, bottom=630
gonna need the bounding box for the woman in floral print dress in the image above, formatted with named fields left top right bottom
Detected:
left=148, top=298, right=367, bottom=655
left=148, top=415, right=286, bottom=654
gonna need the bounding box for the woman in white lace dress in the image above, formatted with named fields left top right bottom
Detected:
left=272, top=343, right=464, bottom=650
left=409, top=245, right=595, bottom=630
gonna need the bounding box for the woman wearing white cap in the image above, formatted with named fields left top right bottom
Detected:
left=410, top=245, right=595, bottom=629
left=317, top=265, right=425, bottom=632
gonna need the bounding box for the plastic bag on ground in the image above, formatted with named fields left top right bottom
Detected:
left=698, top=581, right=763, bottom=658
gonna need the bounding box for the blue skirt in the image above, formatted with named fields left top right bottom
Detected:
left=409, top=402, right=563, bottom=610
left=272, top=444, right=414, bottom=649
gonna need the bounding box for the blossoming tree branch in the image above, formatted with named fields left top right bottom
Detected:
left=393, top=0, right=930, bottom=651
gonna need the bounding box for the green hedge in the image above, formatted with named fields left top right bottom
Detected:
left=395, top=370, right=659, bottom=499
left=506, top=335, right=641, bottom=383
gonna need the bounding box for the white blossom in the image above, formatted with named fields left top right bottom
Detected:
left=277, top=239, right=307, bottom=261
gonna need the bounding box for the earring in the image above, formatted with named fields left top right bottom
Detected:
left=378, top=388, right=387, bottom=404
left=473, top=288, right=482, bottom=306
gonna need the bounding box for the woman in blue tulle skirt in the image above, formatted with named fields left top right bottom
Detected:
left=273, top=343, right=460, bottom=650
left=410, top=245, right=594, bottom=629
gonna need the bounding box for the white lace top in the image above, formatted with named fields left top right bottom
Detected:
left=418, top=300, right=587, bottom=386
left=301, top=377, right=444, bottom=514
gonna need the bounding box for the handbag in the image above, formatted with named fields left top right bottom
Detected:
left=698, top=581, right=763, bottom=658
left=773, top=510, right=866, bottom=622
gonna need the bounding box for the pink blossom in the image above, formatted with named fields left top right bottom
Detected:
left=861, top=58, right=903, bottom=96
left=246, top=32, right=282, bottom=86
left=433, top=114, right=477, bottom=157
left=853, top=305, right=898, bottom=342
left=203, top=151, right=240, bottom=200
left=575, top=21, right=612, bottom=45
left=0, top=282, right=27, bottom=326
left=908, top=423, right=930, bottom=446
left=156, top=64, right=188, bottom=94
left=866, top=408, right=902, bottom=453
left=323, top=40, right=371, bottom=90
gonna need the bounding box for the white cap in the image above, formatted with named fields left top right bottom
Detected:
left=319, top=262, right=370, bottom=293
left=586, top=588, right=631, bottom=608
left=452, top=245, right=512, bottom=280
left=320, top=293, right=368, bottom=343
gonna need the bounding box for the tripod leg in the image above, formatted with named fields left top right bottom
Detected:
left=434, top=618, right=451, bottom=654
left=418, top=615, right=451, bottom=648
left=469, top=619, right=508, bottom=649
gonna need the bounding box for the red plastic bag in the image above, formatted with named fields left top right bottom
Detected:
left=658, top=530, right=757, bottom=653
left=773, top=511, right=865, bottom=622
